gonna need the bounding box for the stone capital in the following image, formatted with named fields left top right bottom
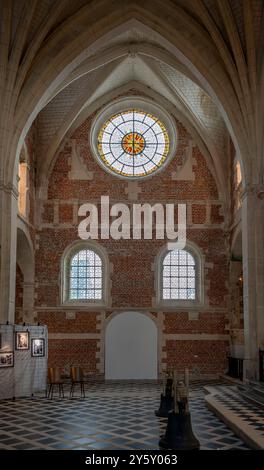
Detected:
left=0, top=180, right=19, bottom=198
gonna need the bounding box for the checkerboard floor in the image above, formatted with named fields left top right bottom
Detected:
left=208, top=385, right=264, bottom=437
left=0, top=380, right=251, bottom=450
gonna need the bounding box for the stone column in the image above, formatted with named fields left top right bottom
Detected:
left=0, top=183, right=18, bottom=324
left=22, top=281, right=35, bottom=323
left=242, top=186, right=264, bottom=380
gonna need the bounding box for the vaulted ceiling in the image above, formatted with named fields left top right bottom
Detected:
left=35, top=35, right=228, bottom=200
left=1, top=0, right=264, bottom=191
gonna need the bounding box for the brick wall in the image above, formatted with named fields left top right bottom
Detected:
left=164, top=340, right=228, bottom=375
left=21, top=103, right=230, bottom=377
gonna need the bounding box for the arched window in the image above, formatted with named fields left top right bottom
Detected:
left=62, top=242, right=109, bottom=305
left=156, top=243, right=204, bottom=306
left=162, top=249, right=196, bottom=300
left=69, top=249, right=102, bottom=300
left=18, top=144, right=30, bottom=218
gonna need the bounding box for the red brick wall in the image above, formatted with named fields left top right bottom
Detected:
left=34, top=107, right=229, bottom=376
left=48, top=339, right=99, bottom=376
left=164, top=312, right=226, bottom=334
left=164, top=340, right=228, bottom=375
left=37, top=311, right=99, bottom=333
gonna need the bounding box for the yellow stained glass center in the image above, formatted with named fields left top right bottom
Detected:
left=122, top=132, right=145, bottom=156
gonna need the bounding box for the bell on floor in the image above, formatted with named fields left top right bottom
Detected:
left=159, top=369, right=200, bottom=450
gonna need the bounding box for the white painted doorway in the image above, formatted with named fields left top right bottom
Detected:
left=105, top=311, right=158, bottom=380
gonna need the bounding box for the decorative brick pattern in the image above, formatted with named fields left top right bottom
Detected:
left=192, top=204, right=206, bottom=224
left=164, top=312, right=226, bottom=334
left=164, top=340, right=229, bottom=375
left=48, top=339, right=99, bottom=374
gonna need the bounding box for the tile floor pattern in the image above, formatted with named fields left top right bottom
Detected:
left=211, top=385, right=264, bottom=436
left=0, top=380, right=251, bottom=450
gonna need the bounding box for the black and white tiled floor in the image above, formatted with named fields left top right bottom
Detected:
left=206, top=385, right=264, bottom=443
left=0, top=381, right=251, bottom=450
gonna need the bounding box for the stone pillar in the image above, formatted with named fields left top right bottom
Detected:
left=242, top=186, right=264, bottom=380
left=22, top=281, right=35, bottom=323
left=0, top=183, right=18, bottom=324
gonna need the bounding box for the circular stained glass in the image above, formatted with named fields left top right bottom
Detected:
left=97, top=109, right=170, bottom=178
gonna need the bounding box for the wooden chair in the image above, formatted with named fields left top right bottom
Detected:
left=70, top=366, right=86, bottom=398
left=47, top=367, right=64, bottom=398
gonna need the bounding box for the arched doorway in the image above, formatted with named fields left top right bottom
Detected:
left=105, top=312, right=158, bottom=380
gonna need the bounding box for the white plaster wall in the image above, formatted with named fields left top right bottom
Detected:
left=105, top=311, right=157, bottom=380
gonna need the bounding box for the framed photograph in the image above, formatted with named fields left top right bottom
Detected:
left=0, top=351, right=14, bottom=368
left=31, top=338, right=45, bottom=357
left=15, top=331, right=29, bottom=350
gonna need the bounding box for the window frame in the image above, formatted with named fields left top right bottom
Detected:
left=156, top=242, right=204, bottom=308
left=90, top=96, right=177, bottom=181
left=61, top=241, right=109, bottom=307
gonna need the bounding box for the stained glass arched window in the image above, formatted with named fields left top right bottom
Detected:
left=97, top=109, right=170, bottom=178
left=162, top=249, right=196, bottom=300
left=69, top=249, right=102, bottom=300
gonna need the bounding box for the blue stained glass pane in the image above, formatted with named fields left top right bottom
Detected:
left=163, top=289, right=170, bottom=299
left=179, top=278, right=187, bottom=288
left=179, top=267, right=187, bottom=276
left=171, top=266, right=178, bottom=275
left=78, top=290, right=86, bottom=299
left=163, top=266, right=170, bottom=276
left=78, top=267, right=86, bottom=277
left=179, top=290, right=187, bottom=299
left=86, top=291, right=95, bottom=299
left=87, top=278, right=95, bottom=289
left=70, top=278, right=78, bottom=288
left=171, top=289, right=178, bottom=299
left=78, top=278, right=86, bottom=289
left=95, top=278, right=102, bottom=288
left=187, top=289, right=195, bottom=299
left=163, top=254, right=171, bottom=265
left=188, top=278, right=195, bottom=288
left=95, top=267, right=101, bottom=277
left=70, top=290, right=77, bottom=299
left=95, top=290, right=102, bottom=299
left=170, top=277, right=178, bottom=288
left=87, top=267, right=95, bottom=277
left=71, top=267, right=78, bottom=277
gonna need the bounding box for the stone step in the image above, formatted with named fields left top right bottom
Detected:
left=205, top=389, right=264, bottom=450
left=237, top=385, right=264, bottom=409
left=244, top=381, right=264, bottom=400
left=249, top=380, right=264, bottom=393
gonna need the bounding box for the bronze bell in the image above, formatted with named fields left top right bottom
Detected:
left=155, top=374, right=174, bottom=417
left=159, top=409, right=200, bottom=450
left=159, top=369, right=200, bottom=450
